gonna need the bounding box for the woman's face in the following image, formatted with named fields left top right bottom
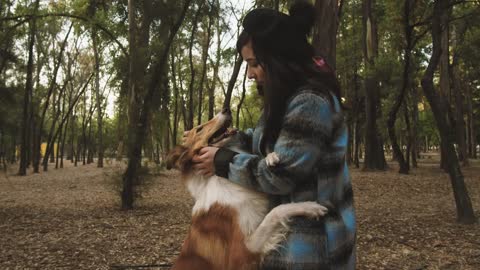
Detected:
left=241, top=40, right=265, bottom=86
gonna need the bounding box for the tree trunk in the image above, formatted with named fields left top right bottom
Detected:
left=170, top=50, right=179, bottom=145
left=55, top=126, right=61, bottom=169
left=87, top=111, right=94, bottom=164
left=122, top=0, right=192, bottom=210
left=42, top=83, right=68, bottom=171
left=70, top=114, right=76, bottom=164
left=466, top=85, right=476, bottom=159
left=452, top=63, right=468, bottom=166
left=60, top=114, right=69, bottom=168
left=34, top=23, right=72, bottom=173
left=30, top=32, right=43, bottom=169
left=116, top=95, right=126, bottom=161
left=420, top=0, right=476, bottom=224
left=352, top=21, right=361, bottom=169
left=197, top=7, right=213, bottom=124
left=123, top=0, right=152, bottom=210
left=49, top=89, right=57, bottom=164
left=18, top=0, right=39, bottom=176
left=451, top=21, right=468, bottom=166
left=236, top=66, right=248, bottom=128
left=81, top=98, right=87, bottom=165
left=81, top=95, right=95, bottom=166
left=438, top=4, right=452, bottom=171
left=386, top=0, right=414, bottom=174
left=187, top=3, right=203, bottom=130
left=410, top=85, right=419, bottom=168
left=362, top=0, right=386, bottom=170
left=353, top=120, right=361, bottom=168
left=92, top=28, right=104, bottom=168
left=223, top=56, right=243, bottom=109
left=55, top=92, right=68, bottom=169
left=404, top=104, right=411, bottom=170
left=175, top=44, right=188, bottom=132
left=313, top=0, right=339, bottom=68
left=209, top=5, right=222, bottom=119
left=11, top=134, right=16, bottom=164
left=42, top=75, right=92, bottom=171
left=0, top=129, right=5, bottom=170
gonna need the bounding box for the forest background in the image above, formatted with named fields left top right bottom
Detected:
left=0, top=0, right=480, bottom=268
left=1, top=0, right=480, bottom=215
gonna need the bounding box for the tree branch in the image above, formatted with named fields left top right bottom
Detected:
left=2, top=13, right=128, bottom=58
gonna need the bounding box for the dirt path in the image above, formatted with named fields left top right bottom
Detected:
left=0, top=160, right=479, bottom=269
left=354, top=160, right=480, bottom=269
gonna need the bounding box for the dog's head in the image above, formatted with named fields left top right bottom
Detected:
left=166, top=108, right=234, bottom=172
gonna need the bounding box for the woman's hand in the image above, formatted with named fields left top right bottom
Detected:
left=192, top=146, right=219, bottom=177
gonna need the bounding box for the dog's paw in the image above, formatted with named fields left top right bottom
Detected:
left=265, top=152, right=280, bottom=167
left=295, top=201, right=328, bottom=219
left=268, top=201, right=328, bottom=223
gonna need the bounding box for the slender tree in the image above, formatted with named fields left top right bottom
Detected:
left=236, top=66, right=248, bottom=128
left=122, top=0, right=193, bottom=209
left=312, top=0, right=342, bottom=68
left=451, top=19, right=469, bottom=166
left=33, top=21, right=72, bottom=173
left=438, top=0, right=453, bottom=171
left=386, top=0, right=415, bottom=174
left=362, top=0, right=386, bottom=170
left=420, top=0, right=476, bottom=224
left=42, top=74, right=93, bottom=170
left=187, top=2, right=204, bottom=130
left=18, top=0, right=40, bottom=176
left=170, top=49, right=179, bottom=145
left=223, top=56, right=243, bottom=110
left=410, top=85, right=419, bottom=168
left=197, top=3, right=214, bottom=124
left=208, top=0, right=223, bottom=119
left=92, top=29, right=104, bottom=167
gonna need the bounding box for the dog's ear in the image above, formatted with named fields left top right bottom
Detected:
left=166, top=145, right=193, bottom=171
left=166, top=146, right=187, bottom=170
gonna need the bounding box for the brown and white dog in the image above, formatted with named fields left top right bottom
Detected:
left=166, top=109, right=327, bottom=270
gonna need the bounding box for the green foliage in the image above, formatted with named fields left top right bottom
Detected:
left=1, top=0, right=479, bottom=169
left=418, top=102, right=440, bottom=145
left=235, top=84, right=263, bottom=130
left=0, top=84, right=22, bottom=132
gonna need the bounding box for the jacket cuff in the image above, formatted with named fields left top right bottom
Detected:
left=214, top=147, right=238, bottom=178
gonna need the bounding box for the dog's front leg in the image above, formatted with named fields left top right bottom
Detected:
left=245, top=201, right=328, bottom=256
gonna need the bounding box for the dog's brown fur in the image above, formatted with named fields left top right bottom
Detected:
left=167, top=110, right=327, bottom=270
left=172, top=204, right=260, bottom=270
left=168, top=111, right=261, bottom=270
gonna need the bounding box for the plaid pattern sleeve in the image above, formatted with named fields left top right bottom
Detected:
left=226, top=90, right=356, bottom=269
left=228, top=92, right=339, bottom=194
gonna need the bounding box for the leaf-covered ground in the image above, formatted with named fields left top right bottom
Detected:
left=0, top=158, right=479, bottom=270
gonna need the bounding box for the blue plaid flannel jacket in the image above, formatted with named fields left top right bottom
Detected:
left=215, top=89, right=356, bottom=269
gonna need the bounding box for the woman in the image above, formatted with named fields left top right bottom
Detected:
left=192, top=1, right=356, bottom=269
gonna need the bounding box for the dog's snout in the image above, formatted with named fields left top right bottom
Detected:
left=222, top=107, right=231, bottom=115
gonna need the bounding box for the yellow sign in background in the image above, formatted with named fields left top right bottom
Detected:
left=16, top=143, right=58, bottom=158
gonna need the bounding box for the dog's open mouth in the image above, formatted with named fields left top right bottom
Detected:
left=208, top=120, right=234, bottom=145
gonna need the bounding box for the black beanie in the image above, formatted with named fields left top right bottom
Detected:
left=241, top=0, right=316, bottom=62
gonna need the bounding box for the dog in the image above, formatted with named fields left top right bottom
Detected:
left=166, top=108, right=327, bottom=270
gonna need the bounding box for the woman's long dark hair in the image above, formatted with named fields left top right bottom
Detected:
left=237, top=30, right=342, bottom=154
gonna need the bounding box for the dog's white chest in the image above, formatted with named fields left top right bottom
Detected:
left=186, top=175, right=269, bottom=236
